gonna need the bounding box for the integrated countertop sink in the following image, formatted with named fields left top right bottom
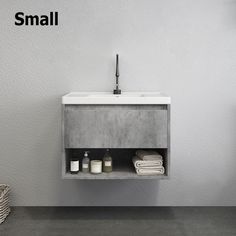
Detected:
left=62, top=92, right=171, bottom=104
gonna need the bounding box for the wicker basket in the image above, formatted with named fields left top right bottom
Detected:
left=0, top=184, right=10, bottom=224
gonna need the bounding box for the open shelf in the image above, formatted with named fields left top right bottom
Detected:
left=62, top=148, right=169, bottom=180
left=63, top=167, right=168, bottom=180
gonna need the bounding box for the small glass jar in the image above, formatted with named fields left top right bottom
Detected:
left=90, top=160, right=102, bottom=174
left=70, top=155, right=79, bottom=174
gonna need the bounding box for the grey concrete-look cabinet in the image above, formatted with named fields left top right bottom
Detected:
left=62, top=104, right=170, bottom=179
left=64, top=105, right=168, bottom=149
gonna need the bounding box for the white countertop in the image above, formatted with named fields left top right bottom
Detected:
left=62, top=92, right=171, bottom=105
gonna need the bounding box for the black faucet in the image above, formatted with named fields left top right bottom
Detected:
left=113, top=54, right=121, bottom=94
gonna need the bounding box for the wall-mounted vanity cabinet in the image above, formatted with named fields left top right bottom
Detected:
left=62, top=92, right=171, bottom=179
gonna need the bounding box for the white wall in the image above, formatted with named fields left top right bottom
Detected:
left=0, top=0, right=236, bottom=206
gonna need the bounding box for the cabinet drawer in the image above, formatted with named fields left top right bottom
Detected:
left=64, top=105, right=168, bottom=148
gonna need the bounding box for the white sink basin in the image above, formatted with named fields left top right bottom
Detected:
left=62, top=92, right=171, bottom=104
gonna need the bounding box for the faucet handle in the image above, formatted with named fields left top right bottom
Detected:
left=113, top=89, right=121, bottom=94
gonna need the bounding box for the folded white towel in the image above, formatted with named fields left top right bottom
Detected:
left=135, top=167, right=165, bottom=176
left=136, top=150, right=163, bottom=161
left=132, top=156, right=163, bottom=168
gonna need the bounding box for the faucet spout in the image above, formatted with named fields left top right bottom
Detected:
left=113, top=54, right=121, bottom=94
left=116, top=54, right=119, bottom=78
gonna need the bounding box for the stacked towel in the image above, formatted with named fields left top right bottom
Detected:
left=136, top=150, right=163, bottom=161
left=133, top=150, right=165, bottom=176
left=133, top=156, right=163, bottom=168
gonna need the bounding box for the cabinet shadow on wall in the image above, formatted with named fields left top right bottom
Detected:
left=58, top=178, right=161, bottom=207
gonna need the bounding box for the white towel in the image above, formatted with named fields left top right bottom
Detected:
left=132, top=156, right=163, bottom=168
left=136, top=150, right=163, bottom=161
left=135, top=167, right=165, bottom=176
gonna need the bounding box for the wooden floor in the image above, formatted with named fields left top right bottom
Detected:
left=0, top=207, right=236, bottom=236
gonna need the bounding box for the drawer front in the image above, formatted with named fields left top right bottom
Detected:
left=64, top=105, right=168, bottom=148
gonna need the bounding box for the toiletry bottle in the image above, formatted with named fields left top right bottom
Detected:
left=70, top=154, right=79, bottom=174
left=82, top=151, right=90, bottom=173
left=103, top=149, right=112, bottom=173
